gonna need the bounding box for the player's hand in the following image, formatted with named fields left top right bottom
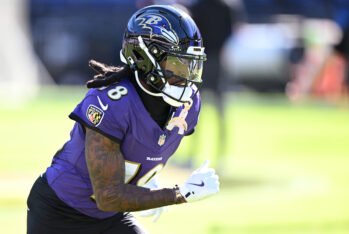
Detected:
left=86, top=60, right=120, bottom=88
left=138, top=177, right=167, bottom=222
left=179, top=160, right=220, bottom=202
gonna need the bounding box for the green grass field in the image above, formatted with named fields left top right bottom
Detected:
left=1, top=87, right=349, bottom=233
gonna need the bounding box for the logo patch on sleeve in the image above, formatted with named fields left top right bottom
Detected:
left=86, top=105, right=104, bottom=126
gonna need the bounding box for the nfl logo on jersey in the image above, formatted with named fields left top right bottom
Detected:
left=157, top=134, right=166, bottom=146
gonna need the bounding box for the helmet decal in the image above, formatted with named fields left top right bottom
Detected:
left=136, top=13, right=179, bottom=45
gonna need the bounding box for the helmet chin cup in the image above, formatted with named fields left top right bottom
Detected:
left=162, top=84, right=193, bottom=107
left=162, top=95, right=186, bottom=107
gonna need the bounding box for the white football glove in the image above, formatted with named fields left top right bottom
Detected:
left=179, top=160, right=220, bottom=202
left=138, top=177, right=167, bottom=222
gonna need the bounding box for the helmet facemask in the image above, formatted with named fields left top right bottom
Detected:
left=122, top=36, right=205, bottom=107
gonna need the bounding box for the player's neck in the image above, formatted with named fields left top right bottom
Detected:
left=131, top=77, right=172, bottom=128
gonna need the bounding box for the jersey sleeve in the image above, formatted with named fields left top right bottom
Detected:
left=69, top=91, right=129, bottom=142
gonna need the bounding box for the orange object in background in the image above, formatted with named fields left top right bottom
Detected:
left=312, top=53, right=346, bottom=99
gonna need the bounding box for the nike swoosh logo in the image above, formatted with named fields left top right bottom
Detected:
left=188, top=181, right=205, bottom=187
left=97, top=96, right=108, bottom=111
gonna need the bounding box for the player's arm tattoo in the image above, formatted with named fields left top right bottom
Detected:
left=85, top=127, right=184, bottom=212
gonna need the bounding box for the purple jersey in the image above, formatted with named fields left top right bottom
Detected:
left=45, top=78, right=201, bottom=219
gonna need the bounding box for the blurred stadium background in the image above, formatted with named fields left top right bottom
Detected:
left=1, top=0, right=349, bottom=233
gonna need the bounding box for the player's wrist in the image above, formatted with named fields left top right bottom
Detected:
left=173, top=185, right=187, bottom=204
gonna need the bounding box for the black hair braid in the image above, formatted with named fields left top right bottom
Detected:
left=86, top=60, right=132, bottom=88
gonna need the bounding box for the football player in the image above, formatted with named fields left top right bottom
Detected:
left=27, top=5, right=219, bottom=234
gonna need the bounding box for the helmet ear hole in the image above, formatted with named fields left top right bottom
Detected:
left=132, top=50, right=144, bottom=61
left=132, top=49, right=151, bottom=73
